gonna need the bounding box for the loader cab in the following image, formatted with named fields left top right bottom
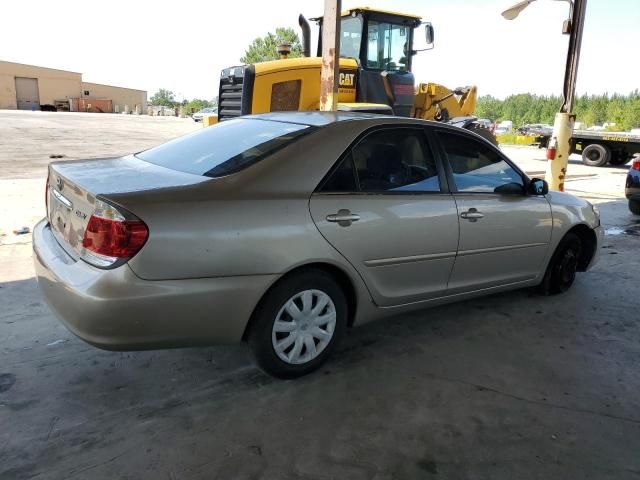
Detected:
left=311, top=8, right=425, bottom=116
left=312, top=8, right=423, bottom=71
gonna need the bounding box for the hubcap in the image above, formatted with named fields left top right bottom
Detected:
left=559, top=249, right=577, bottom=285
left=271, top=289, right=336, bottom=365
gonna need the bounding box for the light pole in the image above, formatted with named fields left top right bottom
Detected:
left=319, top=0, right=342, bottom=112
left=502, top=0, right=588, bottom=191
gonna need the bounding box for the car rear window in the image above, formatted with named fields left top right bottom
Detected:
left=136, top=118, right=311, bottom=177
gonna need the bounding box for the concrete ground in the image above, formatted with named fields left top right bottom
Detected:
left=1, top=111, right=639, bottom=480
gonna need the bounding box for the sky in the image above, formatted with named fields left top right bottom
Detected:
left=1, top=0, right=638, bottom=101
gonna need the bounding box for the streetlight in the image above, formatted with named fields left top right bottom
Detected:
left=501, top=0, right=537, bottom=20
left=502, top=0, right=588, bottom=191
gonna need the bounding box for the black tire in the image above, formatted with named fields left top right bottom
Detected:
left=609, top=153, right=631, bottom=166
left=247, top=269, right=347, bottom=379
left=538, top=233, right=582, bottom=295
left=467, top=123, right=499, bottom=146
left=581, top=144, right=610, bottom=167
left=629, top=199, right=640, bottom=215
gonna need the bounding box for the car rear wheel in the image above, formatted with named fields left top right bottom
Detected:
left=538, top=233, right=582, bottom=295
left=581, top=144, right=610, bottom=167
left=629, top=199, right=640, bottom=215
left=248, top=269, right=347, bottom=379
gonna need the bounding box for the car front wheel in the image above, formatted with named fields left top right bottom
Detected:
left=538, top=233, right=582, bottom=295
left=248, top=269, right=347, bottom=379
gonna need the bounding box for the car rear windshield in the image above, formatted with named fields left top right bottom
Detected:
left=136, top=118, right=311, bottom=177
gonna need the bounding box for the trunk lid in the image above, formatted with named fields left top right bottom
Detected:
left=47, top=155, right=209, bottom=259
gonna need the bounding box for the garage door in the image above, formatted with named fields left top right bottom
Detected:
left=15, top=77, right=40, bottom=110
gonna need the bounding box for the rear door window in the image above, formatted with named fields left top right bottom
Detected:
left=320, top=128, right=441, bottom=193
left=136, top=118, right=311, bottom=177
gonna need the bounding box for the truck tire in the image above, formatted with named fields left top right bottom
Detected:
left=629, top=199, right=640, bottom=215
left=581, top=144, right=610, bottom=167
left=467, top=124, right=498, bottom=146
left=609, top=153, right=630, bottom=166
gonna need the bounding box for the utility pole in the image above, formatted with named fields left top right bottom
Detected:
left=502, top=0, right=588, bottom=191
left=546, top=0, right=587, bottom=191
left=319, top=0, right=341, bottom=112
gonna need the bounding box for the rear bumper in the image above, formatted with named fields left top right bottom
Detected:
left=32, top=220, right=278, bottom=350
left=626, top=171, right=640, bottom=199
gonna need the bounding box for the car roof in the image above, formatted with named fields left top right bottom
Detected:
left=246, top=111, right=430, bottom=127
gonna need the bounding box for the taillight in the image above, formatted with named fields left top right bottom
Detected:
left=80, top=199, right=148, bottom=268
left=632, top=158, right=640, bottom=171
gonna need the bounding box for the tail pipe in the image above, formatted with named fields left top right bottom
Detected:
left=298, top=14, right=311, bottom=57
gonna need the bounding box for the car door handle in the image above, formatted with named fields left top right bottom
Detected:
left=326, top=209, right=360, bottom=226
left=460, top=208, right=484, bottom=221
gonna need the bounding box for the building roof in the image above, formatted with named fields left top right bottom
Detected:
left=82, top=81, right=147, bottom=94
left=0, top=59, right=82, bottom=75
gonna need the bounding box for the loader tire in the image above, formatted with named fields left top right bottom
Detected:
left=467, top=124, right=498, bottom=146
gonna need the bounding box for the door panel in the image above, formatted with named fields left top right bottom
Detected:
left=15, top=77, right=39, bottom=110
left=448, top=194, right=552, bottom=293
left=310, top=194, right=459, bottom=306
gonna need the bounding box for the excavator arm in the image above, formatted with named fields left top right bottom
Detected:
left=411, top=83, right=477, bottom=122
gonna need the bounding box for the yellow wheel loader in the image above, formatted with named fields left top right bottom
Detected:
left=216, top=6, right=494, bottom=143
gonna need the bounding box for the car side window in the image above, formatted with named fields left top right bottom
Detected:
left=322, top=128, right=442, bottom=193
left=320, top=128, right=441, bottom=193
left=321, top=153, right=358, bottom=192
left=437, top=131, right=524, bottom=194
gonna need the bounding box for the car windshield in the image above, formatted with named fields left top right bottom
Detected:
left=136, top=118, right=310, bottom=177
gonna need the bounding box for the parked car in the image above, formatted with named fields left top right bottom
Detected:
left=517, top=124, right=553, bottom=136
left=475, top=118, right=493, bottom=130
left=33, top=112, right=603, bottom=378
left=192, top=107, right=218, bottom=122
left=626, top=154, right=640, bottom=214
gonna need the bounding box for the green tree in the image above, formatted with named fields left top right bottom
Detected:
left=240, top=27, right=303, bottom=64
left=150, top=89, right=176, bottom=107
left=475, top=92, right=639, bottom=130
left=184, top=98, right=213, bottom=114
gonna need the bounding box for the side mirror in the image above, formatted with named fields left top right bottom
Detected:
left=528, top=178, right=549, bottom=195
left=424, top=22, right=434, bottom=45
left=494, top=182, right=525, bottom=195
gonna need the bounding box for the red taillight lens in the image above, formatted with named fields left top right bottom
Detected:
left=82, top=216, right=148, bottom=258
left=632, top=159, right=640, bottom=171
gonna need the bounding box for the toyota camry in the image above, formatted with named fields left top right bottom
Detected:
left=33, top=112, right=603, bottom=378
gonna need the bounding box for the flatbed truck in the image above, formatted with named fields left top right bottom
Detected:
left=536, top=130, right=640, bottom=167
